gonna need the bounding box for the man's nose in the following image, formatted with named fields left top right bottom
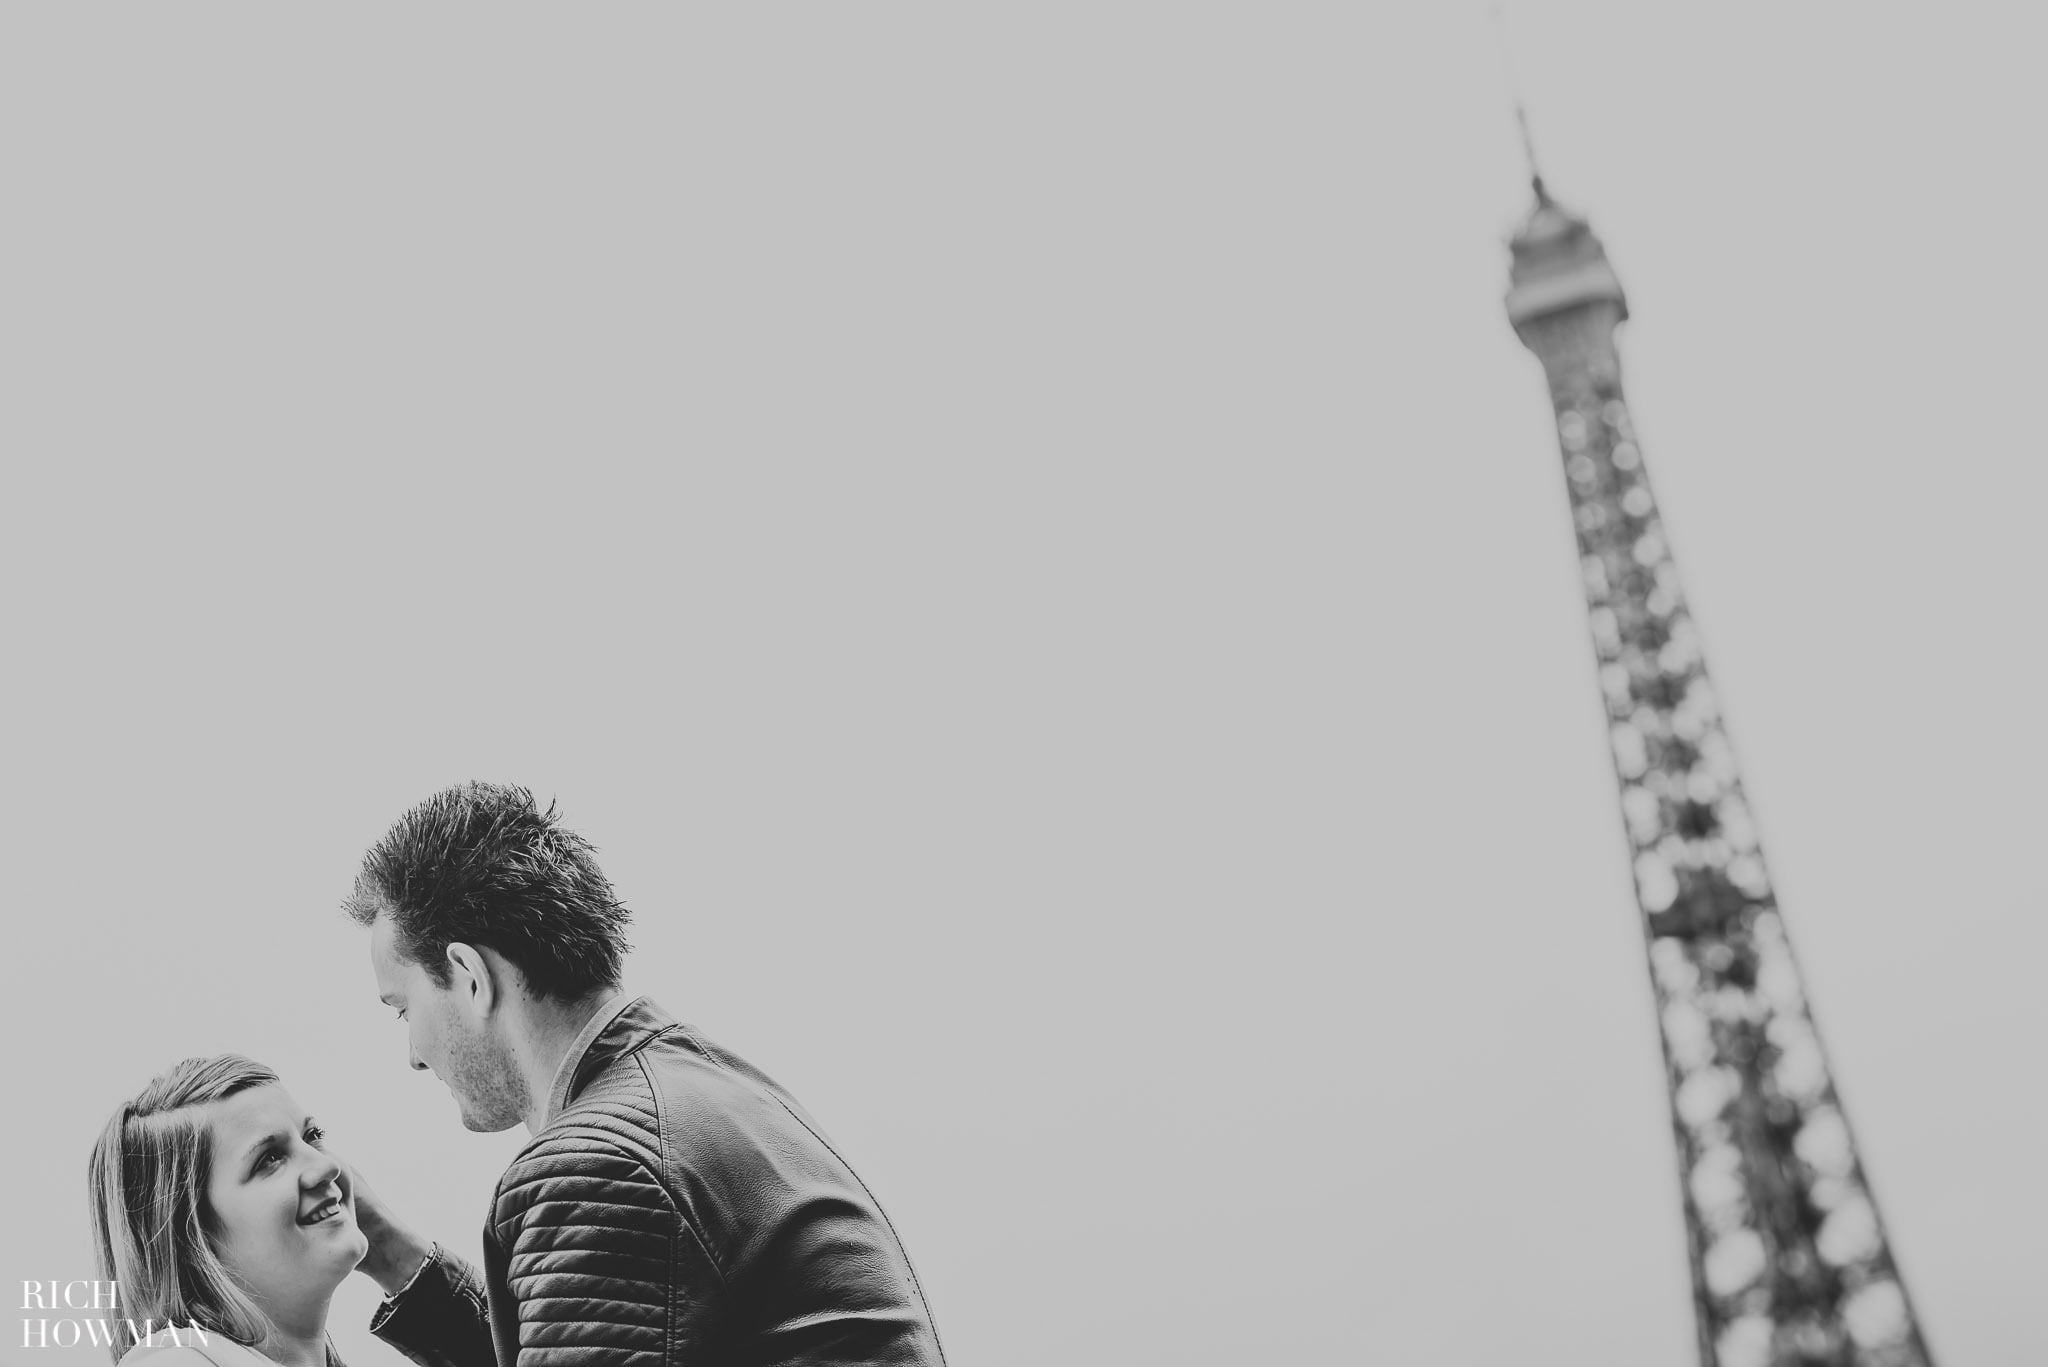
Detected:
left=408, top=1042, right=428, bottom=1072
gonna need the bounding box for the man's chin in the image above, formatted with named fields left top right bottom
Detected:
left=455, top=1101, right=523, bottom=1134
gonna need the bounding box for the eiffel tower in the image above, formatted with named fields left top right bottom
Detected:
left=1504, top=171, right=1937, bottom=1367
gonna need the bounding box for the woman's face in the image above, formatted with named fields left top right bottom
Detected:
left=202, top=1084, right=367, bottom=1322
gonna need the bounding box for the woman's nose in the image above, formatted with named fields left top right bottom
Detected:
left=301, top=1146, right=343, bottom=1191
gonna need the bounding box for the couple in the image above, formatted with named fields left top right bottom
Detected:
left=87, top=783, right=947, bottom=1367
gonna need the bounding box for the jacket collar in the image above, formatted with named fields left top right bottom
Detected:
left=543, top=993, right=680, bottom=1125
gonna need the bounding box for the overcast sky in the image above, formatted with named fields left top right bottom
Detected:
left=3, top=7, right=2041, bottom=1366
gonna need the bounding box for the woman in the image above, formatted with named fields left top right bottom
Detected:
left=88, top=1056, right=369, bottom=1367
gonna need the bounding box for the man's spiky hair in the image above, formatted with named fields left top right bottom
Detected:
left=345, top=782, right=632, bottom=1000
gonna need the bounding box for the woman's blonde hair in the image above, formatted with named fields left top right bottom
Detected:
left=87, top=1055, right=282, bottom=1363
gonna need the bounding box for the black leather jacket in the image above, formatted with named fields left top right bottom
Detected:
left=370, top=998, right=946, bottom=1367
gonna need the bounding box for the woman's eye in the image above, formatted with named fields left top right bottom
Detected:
left=257, top=1150, right=284, bottom=1172
left=305, top=1125, right=326, bottom=1146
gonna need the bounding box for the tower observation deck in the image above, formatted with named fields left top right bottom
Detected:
left=1505, top=179, right=1936, bottom=1367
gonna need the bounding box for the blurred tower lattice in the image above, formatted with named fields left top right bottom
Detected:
left=1504, top=178, right=1935, bottom=1367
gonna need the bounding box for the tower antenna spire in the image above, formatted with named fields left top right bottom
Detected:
left=1515, top=101, right=1549, bottom=205
left=1488, top=4, right=1550, bottom=203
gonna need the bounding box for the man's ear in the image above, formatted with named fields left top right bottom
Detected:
left=443, top=942, right=498, bottom=1016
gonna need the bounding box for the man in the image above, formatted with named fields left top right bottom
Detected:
left=341, top=782, right=946, bottom=1367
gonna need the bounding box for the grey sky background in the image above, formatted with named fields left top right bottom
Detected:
left=3, top=6, right=2042, bottom=1365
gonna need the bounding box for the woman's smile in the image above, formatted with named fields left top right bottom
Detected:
left=298, top=1194, right=349, bottom=1228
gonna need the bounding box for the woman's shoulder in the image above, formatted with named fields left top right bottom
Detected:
left=118, top=1348, right=214, bottom=1367
left=119, top=1336, right=271, bottom=1367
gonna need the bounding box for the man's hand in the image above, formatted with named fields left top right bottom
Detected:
left=338, top=1152, right=434, bottom=1296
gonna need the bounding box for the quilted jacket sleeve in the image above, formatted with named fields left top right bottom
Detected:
left=369, top=1243, right=498, bottom=1367
left=486, top=1132, right=731, bottom=1367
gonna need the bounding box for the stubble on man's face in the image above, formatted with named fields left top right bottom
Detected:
left=438, top=1003, right=532, bottom=1134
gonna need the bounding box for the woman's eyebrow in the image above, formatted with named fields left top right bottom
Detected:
left=238, top=1129, right=289, bottom=1169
